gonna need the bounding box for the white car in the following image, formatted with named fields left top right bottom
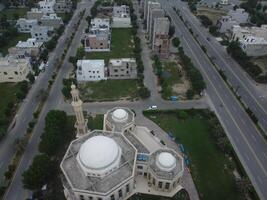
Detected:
left=147, top=105, right=158, bottom=110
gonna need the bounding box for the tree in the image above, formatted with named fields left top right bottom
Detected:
left=138, top=87, right=151, bottom=99
left=177, top=111, right=188, bottom=120
left=38, top=110, right=68, bottom=156
left=76, top=47, right=85, bottom=60
left=235, top=177, right=252, bottom=195
left=168, top=25, right=175, bottom=38
left=22, top=154, right=53, bottom=191
left=172, top=37, right=180, bottom=47
left=209, top=25, right=219, bottom=36
left=27, top=73, right=35, bottom=84
left=199, top=15, right=212, bottom=28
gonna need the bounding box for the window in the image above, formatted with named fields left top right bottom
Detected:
left=80, top=195, right=85, bottom=200
left=148, top=173, right=151, bottom=180
left=121, top=69, right=124, bottom=71
left=165, top=182, right=170, bottom=190
left=89, top=197, right=93, bottom=200
left=118, top=189, right=122, bottom=197
left=14, top=71, right=18, bottom=75
left=126, top=184, right=130, bottom=193
left=98, top=198, right=102, bottom=200
left=97, top=71, right=99, bottom=73
left=110, top=194, right=115, bottom=200
left=152, top=178, right=155, bottom=185
left=158, top=181, right=162, bottom=189
left=4, top=72, right=7, bottom=75
left=137, top=165, right=143, bottom=169
left=114, top=69, right=118, bottom=72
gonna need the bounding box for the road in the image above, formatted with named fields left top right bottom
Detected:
left=2, top=1, right=95, bottom=199
left=169, top=0, right=267, bottom=133
left=0, top=3, right=83, bottom=183
left=160, top=1, right=267, bottom=199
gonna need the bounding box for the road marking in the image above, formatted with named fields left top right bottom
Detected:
left=174, top=17, right=267, bottom=176
left=180, top=6, right=267, bottom=117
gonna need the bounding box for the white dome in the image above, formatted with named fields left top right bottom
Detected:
left=78, top=136, right=120, bottom=170
left=112, top=108, right=128, bottom=123
left=156, top=152, right=176, bottom=171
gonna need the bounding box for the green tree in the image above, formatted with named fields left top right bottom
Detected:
left=22, top=154, right=53, bottom=191
left=27, top=73, right=35, bottom=84
left=177, top=111, right=188, bottom=120
left=38, top=110, right=68, bottom=156
left=138, top=87, right=151, bottom=99
left=168, top=25, right=175, bottom=38
left=76, top=47, right=85, bottom=60
left=172, top=37, right=180, bottom=47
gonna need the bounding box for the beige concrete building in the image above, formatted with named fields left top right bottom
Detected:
left=146, top=1, right=161, bottom=32
left=148, top=9, right=165, bottom=42
left=54, top=0, right=72, bottom=13
left=0, top=57, right=31, bottom=83
left=8, top=38, right=43, bottom=58
left=152, top=17, right=170, bottom=58
left=108, top=58, right=137, bottom=79
left=61, top=106, right=184, bottom=200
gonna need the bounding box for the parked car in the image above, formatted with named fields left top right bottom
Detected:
left=147, top=105, right=158, bottom=110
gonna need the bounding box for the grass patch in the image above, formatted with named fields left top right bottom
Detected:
left=78, top=79, right=139, bottom=102
left=161, top=61, right=183, bottom=99
left=144, top=110, right=243, bottom=200
left=0, top=33, right=30, bottom=56
left=88, top=114, right=103, bottom=130
left=85, top=28, right=134, bottom=64
left=0, top=8, right=29, bottom=19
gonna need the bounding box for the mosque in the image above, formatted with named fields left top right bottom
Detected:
left=60, top=85, right=184, bottom=200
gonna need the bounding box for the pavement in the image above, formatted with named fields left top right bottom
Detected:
left=160, top=1, right=267, bottom=199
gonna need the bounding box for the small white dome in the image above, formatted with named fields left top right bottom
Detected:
left=78, top=136, right=120, bottom=170
left=112, top=108, right=128, bottom=123
left=156, top=152, right=176, bottom=171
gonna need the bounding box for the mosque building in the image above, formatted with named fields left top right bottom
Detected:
left=60, top=85, right=184, bottom=200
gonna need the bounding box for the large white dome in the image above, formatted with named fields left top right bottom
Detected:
left=112, top=108, right=128, bottom=123
left=78, top=136, right=120, bottom=170
left=156, top=152, right=176, bottom=171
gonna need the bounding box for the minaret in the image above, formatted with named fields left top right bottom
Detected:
left=70, top=84, right=88, bottom=137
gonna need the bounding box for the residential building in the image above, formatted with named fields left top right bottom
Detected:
left=84, top=18, right=111, bottom=52
left=76, top=59, right=106, bottom=82
left=144, top=0, right=158, bottom=21
left=220, top=0, right=228, bottom=5
left=152, top=17, right=170, bottom=58
left=218, top=8, right=248, bottom=33
left=40, top=13, right=63, bottom=29
left=146, top=1, right=161, bottom=32
left=27, top=8, right=44, bottom=21
left=38, top=0, right=56, bottom=14
left=84, top=29, right=110, bottom=52
left=31, top=25, right=54, bottom=42
left=0, top=57, right=31, bottom=83
left=231, top=25, right=267, bottom=56
left=8, top=38, right=43, bottom=58
left=16, top=18, right=38, bottom=33
left=61, top=107, right=184, bottom=200
left=108, top=58, right=137, bottom=79
left=112, top=5, right=131, bottom=28
left=97, top=6, right=113, bottom=17
left=148, top=9, right=165, bottom=42
left=54, top=0, right=72, bottom=13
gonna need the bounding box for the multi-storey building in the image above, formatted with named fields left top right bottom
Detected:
left=16, top=18, right=38, bottom=33
left=108, top=58, right=137, bottom=79
left=54, top=0, right=72, bottom=13
left=31, top=25, right=54, bottom=42
left=27, top=8, right=44, bottom=21
left=38, top=0, right=56, bottom=14
left=40, top=13, right=63, bottom=29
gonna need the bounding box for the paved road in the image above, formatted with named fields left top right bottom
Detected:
left=169, top=0, right=267, bottom=133
left=2, top=1, right=95, bottom=199
left=0, top=3, right=83, bottom=183
left=160, top=2, right=267, bottom=199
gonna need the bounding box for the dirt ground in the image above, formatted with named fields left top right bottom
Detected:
left=197, top=7, right=227, bottom=24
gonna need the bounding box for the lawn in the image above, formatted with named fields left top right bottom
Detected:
left=0, top=83, right=20, bottom=128
left=78, top=79, right=139, bottom=102
left=0, top=33, right=30, bottom=56
left=85, top=28, right=134, bottom=64
left=0, top=8, right=28, bottom=19
left=144, top=110, right=243, bottom=200
left=161, top=61, right=183, bottom=99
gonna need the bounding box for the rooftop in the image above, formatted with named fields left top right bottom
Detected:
left=61, top=130, right=137, bottom=194
left=16, top=38, right=43, bottom=48
left=0, top=57, right=29, bottom=68
left=77, top=59, right=105, bottom=69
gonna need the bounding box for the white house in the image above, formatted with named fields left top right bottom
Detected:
left=40, top=13, right=63, bottom=29
left=91, top=18, right=110, bottom=30
left=31, top=25, right=54, bottom=42
left=38, top=0, right=56, bottom=14
left=0, top=57, right=32, bottom=83
left=76, top=60, right=106, bottom=82
left=218, top=8, right=249, bottom=33
left=231, top=25, right=267, bottom=56
left=16, top=18, right=38, bottom=33
left=112, top=5, right=131, bottom=28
